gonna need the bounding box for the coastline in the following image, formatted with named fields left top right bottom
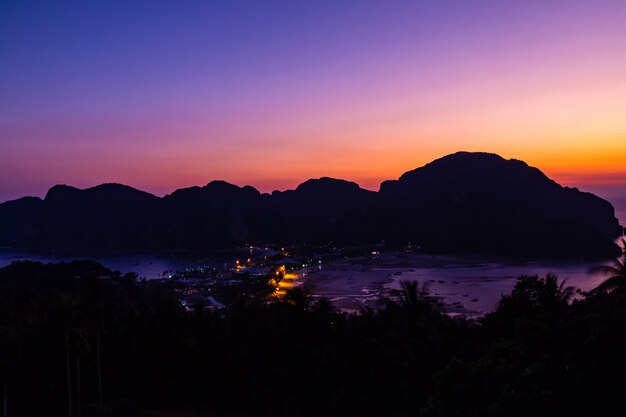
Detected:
left=297, top=252, right=608, bottom=316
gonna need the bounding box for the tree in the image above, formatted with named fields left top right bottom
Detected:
left=590, top=238, right=626, bottom=293
left=82, top=276, right=106, bottom=405
left=498, top=274, right=575, bottom=310
left=389, top=280, right=438, bottom=315
left=542, top=273, right=576, bottom=305
left=55, top=294, right=90, bottom=417
left=285, top=285, right=313, bottom=311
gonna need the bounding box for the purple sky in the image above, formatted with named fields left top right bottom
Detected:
left=1, top=1, right=625, bottom=223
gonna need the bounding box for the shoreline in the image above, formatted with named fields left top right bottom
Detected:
left=296, top=252, right=608, bottom=316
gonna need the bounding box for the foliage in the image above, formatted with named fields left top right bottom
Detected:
left=589, top=238, right=626, bottom=293
left=1, top=262, right=626, bottom=417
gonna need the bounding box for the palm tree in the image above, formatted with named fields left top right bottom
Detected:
left=390, top=280, right=437, bottom=314
left=503, top=274, right=576, bottom=312
left=83, top=277, right=106, bottom=405
left=56, top=294, right=90, bottom=417
left=590, top=238, right=626, bottom=293
left=543, top=273, right=576, bottom=305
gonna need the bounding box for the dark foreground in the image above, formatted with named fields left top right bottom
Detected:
left=1, top=254, right=626, bottom=417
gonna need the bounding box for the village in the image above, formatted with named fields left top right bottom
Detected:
left=172, top=243, right=357, bottom=311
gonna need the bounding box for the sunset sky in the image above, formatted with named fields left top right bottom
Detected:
left=1, top=0, right=625, bottom=220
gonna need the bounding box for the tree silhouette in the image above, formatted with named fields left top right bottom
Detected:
left=4, top=259, right=626, bottom=416
left=285, top=285, right=313, bottom=311
left=82, top=276, right=106, bottom=405
left=542, top=273, right=576, bottom=305
left=54, top=294, right=90, bottom=417
left=590, top=238, right=626, bottom=293
left=389, top=280, right=438, bottom=315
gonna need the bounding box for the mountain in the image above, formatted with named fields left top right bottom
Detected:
left=378, top=152, right=622, bottom=257
left=0, top=152, right=622, bottom=257
left=0, top=183, right=161, bottom=250
left=268, top=178, right=375, bottom=244
left=160, top=181, right=263, bottom=249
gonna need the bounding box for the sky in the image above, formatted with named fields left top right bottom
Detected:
left=1, top=0, right=625, bottom=221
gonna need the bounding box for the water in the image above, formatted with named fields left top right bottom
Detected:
left=0, top=249, right=618, bottom=316
left=0, top=250, right=229, bottom=279
left=383, top=256, right=608, bottom=316
left=296, top=253, right=615, bottom=316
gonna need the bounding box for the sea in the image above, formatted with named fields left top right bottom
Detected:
left=0, top=246, right=621, bottom=317
left=0, top=250, right=234, bottom=279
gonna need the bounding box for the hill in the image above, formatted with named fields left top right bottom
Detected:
left=0, top=152, right=622, bottom=257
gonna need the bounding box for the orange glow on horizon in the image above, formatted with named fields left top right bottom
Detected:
left=3, top=0, right=626, bottom=207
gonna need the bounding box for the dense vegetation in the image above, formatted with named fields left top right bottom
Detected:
left=1, top=247, right=626, bottom=417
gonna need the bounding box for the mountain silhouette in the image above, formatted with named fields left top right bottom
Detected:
left=0, top=152, right=622, bottom=257
left=377, top=152, right=621, bottom=256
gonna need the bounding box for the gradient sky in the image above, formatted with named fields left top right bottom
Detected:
left=1, top=0, right=625, bottom=220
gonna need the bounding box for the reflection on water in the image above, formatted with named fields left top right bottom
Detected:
left=296, top=253, right=614, bottom=317
left=384, top=259, right=607, bottom=316
left=0, top=249, right=617, bottom=317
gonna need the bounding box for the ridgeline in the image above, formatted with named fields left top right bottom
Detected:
left=0, top=152, right=622, bottom=258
